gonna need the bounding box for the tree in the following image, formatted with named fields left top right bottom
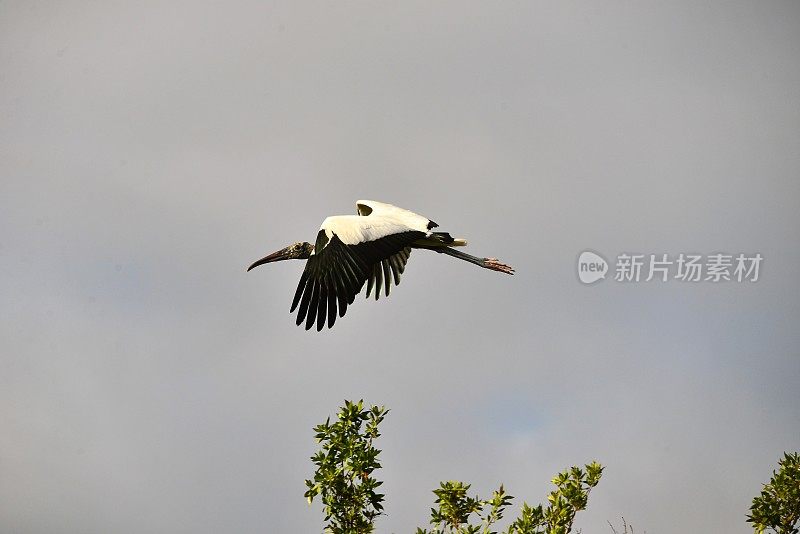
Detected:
left=747, top=452, right=800, bottom=534
left=306, top=400, right=603, bottom=534
left=415, top=461, right=602, bottom=534
left=304, top=400, right=388, bottom=534
left=416, top=481, right=513, bottom=534
left=505, top=462, right=604, bottom=534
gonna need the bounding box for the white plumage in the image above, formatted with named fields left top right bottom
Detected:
left=319, top=215, right=423, bottom=247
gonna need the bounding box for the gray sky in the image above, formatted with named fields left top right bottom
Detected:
left=1, top=2, right=799, bottom=533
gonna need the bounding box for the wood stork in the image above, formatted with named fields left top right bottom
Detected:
left=247, top=200, right=514, bottom=331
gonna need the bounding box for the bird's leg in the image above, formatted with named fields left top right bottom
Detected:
left=425, top=246, right=515, bottom=275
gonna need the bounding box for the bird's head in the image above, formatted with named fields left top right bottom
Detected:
left=247, top=241, right=313, bottom=271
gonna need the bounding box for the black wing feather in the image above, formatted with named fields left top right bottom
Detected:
left=327, top=281, right=337, bottom=328
left=296, top=278, right=313, bottom=325
left=366, top=268, right=376, bottom=298
left=365, top=247, right=412, bottom=300
left=373, top=262, right=383, bottom=300
left=389, top=255, right=401, bottom=285
left=291, top=271, right=308, bottom=312
left=317, top=280, right=328, bottom=332
left=381, top=259, right=391, bottom=297
left=305, top=280, right=320, bottom=330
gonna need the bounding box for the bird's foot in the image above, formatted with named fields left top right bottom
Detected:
left=483, top=258, right=515, bottom=275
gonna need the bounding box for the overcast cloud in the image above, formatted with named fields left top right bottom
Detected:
left=1, top=2, right=799, bottom=533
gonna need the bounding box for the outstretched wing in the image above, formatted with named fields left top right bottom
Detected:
left=290, top=231, right=424, bottom=331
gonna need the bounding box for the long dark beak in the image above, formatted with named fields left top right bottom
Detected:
left=247, top=247, right=293, bottom=272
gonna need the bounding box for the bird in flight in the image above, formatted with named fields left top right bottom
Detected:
left=247, top=200, right=514, bottom=331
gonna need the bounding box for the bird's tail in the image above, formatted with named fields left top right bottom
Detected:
left=414, top=232, right=468, bottom=248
